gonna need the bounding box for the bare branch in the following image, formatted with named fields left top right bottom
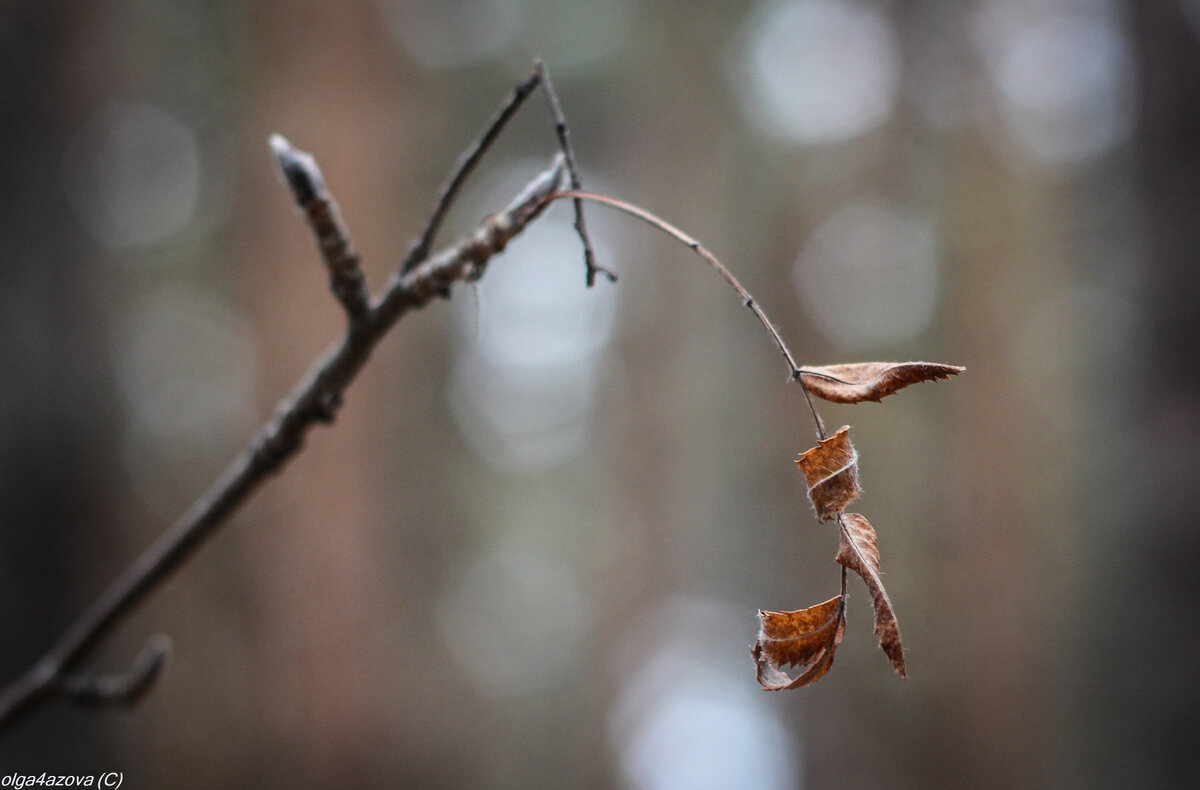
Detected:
left=534, top=59, right=615, bottom=287
left=0, top=58, right=949, bottom=726
left=0, top=152, right=569, bottom=735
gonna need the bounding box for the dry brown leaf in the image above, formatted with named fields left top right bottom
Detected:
left=796, top=426, right=860, bottom=521
left=799, top=361, right=965, bottom=404
left=753, top=595, right=846, bottom=690
left=836, top=513, right=906, bottom=677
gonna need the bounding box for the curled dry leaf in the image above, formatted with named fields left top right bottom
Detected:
left=799, top=361, right=965, bottom=404
left=836, top=513, right=906, bottom=677
left=753, top=595, right=846, bottom=690
left=796, top=425, right=860, bottom=521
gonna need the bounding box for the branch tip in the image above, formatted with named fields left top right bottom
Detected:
left=55, top=633, right=173, bottom=708
left=504, top=154, right=567, bottom=223
left=270, top=136, right=370, bottom=318
left=269, top=134, right=324, bottom=207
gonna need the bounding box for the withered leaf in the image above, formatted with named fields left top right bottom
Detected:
left=753, top=595, right=846, bottom=690
left=800, top=362, right=965, bottom=404
left=796, top=426, right=860, bottom=521
left=836, top=513, right=906, bottom=677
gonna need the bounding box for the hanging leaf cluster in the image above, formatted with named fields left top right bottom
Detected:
left=752, top=362, right=963, bottom=689
left=468, top=181, right=965, bottom=694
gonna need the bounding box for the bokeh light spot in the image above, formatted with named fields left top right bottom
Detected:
left=977, top=3, right=1135, bottom=168
left=732, top=0, right=899, bottom=145
left=380, top=0, right=522, bottom=70
left=793, top=197, right=939, bottom=349
left=436, top=545, right=589, bottom=698
left=115, top=285, right=258, bottom=513
left=449, top=160, right=617, bottom=475
left=61, top=102, right=199, bottom=249
left=609, top=598, right=799, bottom=790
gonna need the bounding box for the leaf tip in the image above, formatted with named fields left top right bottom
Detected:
left=837, top=512, right=908, bottom=680
left=799, top=361, right=966, bottom=404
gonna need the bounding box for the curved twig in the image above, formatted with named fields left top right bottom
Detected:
left=545, top=189, right=827, bottom=438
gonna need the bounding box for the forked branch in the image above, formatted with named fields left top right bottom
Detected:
left=0, top=62, right=963, bottom=733
left=0, top=63, right=598, bottom=734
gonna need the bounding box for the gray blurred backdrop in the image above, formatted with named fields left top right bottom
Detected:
left=1, top=1, right=1197, bottom=788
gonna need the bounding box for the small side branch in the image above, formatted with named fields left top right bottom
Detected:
left=546, top=191, right=801, bottom=375
left=374, top=155, right=565, bottom=326
left=270, top=135, right=370, bottom=322
left=400, top=68, right=543, bottom=275
left=54, top=634, right=172, bottom=708
left=534, top=60, right=615, bottom=287
left=397, top=60, right=612, bottom=287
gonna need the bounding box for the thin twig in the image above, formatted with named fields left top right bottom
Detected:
left=0, top=153, right=567, bottom=735
left=546, top=189, right=826, bottom=437
left=396, top=62, right=609, bottom=290
left=400, top=68, right=543, bottom=276
left=534, top=60, right=615, bottom=287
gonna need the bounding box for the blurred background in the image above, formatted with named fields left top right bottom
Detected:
left=0, top=0, right=1196, bottom=787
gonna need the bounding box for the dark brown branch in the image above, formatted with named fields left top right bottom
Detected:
left=533, top=60, right=614, bottom=287
left=0, top=151, right=567, bottom=735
